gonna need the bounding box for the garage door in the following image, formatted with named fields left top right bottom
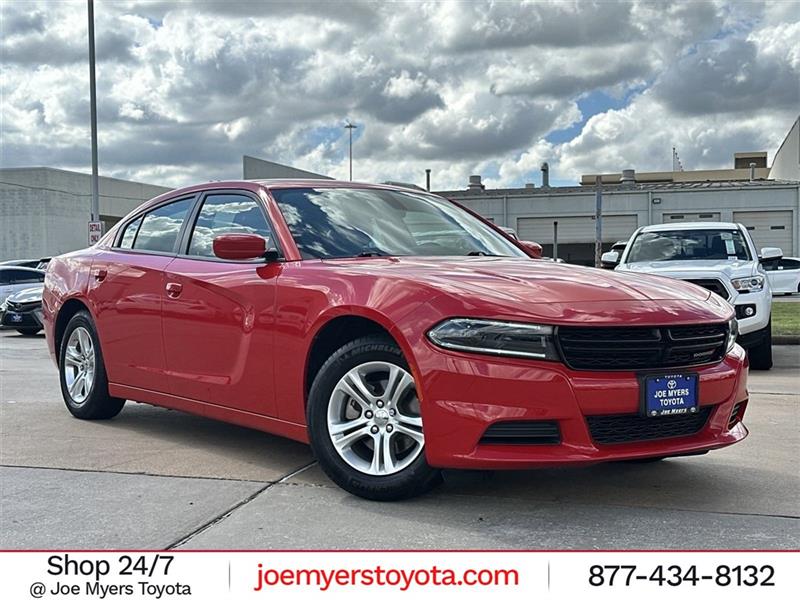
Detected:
left=516, top=215, right=638, bottom=244
left=733, top=211, right=793, bottom=255
left=662, top=212, right=720, bottom=223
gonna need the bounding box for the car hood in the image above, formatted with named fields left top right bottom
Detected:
left=327, top=256, right=711, bottom=304
left=7, top=285, right=44, bottom=304
left=618, top=259, right=755, bottom=278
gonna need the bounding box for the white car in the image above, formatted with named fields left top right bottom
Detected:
left=602, top=222, right=781, bottom=370
left=0, top=266, right=46, bottom=305
left=764, top=257, right=800, bottom=295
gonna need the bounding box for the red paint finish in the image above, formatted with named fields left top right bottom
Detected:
left=43, top=179, right=748, bottom=469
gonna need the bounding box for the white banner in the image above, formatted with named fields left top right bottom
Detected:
left=0, top=551, right=796, bottom=599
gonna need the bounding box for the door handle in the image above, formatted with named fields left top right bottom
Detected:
left=165, top=282, right=183, bottom=298
left=93, top=268, right=107, bottom=282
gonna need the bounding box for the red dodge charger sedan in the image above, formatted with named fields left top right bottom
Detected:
left=43, top=180, right=748, bottom=500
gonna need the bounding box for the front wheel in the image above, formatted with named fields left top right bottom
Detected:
left=748, top=320, right=773, bottom=371
left=16, top=328, right=42, bottom=336
left=59, top=311, right=125, bottom=420
left=307, top=335, right=442, bottom=500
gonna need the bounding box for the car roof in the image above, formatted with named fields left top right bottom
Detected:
left=0, top=265, right=44, bottom=272
left=138, top=179, right=436, bottom=214
left=639, top=222, right=741, bottom=232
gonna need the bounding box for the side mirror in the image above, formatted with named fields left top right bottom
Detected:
left=600, top=251, right=620, bottom=268
left=759, top=247, right=783, bottom=263
left=519, top=240, right=543, bottom=259
left=213, top=234, right=270, bottom=260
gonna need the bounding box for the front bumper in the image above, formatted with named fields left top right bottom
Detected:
left=415, top=342, right=749, bottom=469
left=731, top=287, right=771, bottom=337
left=0, top=305, right=43, bottom=330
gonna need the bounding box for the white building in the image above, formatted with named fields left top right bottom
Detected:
left=438, top=177, right=800, bottom=265
left=0, top=167, right=171, bottom=261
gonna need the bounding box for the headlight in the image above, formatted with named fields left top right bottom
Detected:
left=427, top=318, right=559, bottom=360
left=726, top=318, right=739, bottom=353
left=731, top=275, right=764, bottom=292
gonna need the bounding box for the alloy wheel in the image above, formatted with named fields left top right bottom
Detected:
left=63, top=327, right=96, bottom=405
left=327, top=361, right=424, bottom=476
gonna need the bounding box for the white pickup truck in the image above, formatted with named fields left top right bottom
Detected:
left=602, top=222, right=782, bottom=370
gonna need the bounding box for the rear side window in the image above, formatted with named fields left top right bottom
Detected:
left=119, top=216, right=143, bottom=249
left=132, top=198, right=194, bottom=253
left=187, top=194, right=274, bottom=258
left=9, top=269, right=45, bottom=284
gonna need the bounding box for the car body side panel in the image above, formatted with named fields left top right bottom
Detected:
left=42, top=251, right=94, bottom=363
left=87, top=249, right=173, bottom=393
left=271, top=260, right=442, bottom=424
left=161, top=257, right=281, bottom=416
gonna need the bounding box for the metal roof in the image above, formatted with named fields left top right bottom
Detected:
left=436, top=178, right=800, bottom=197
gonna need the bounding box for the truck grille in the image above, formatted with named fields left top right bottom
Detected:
left=557, top=324, right=728, bottom=371
left=686, top=278, right=729, bottom=300
left=587, top=407, right=712, bottom=445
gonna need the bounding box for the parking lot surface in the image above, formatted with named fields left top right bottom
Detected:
left=1, top=330, right=797, bottom=549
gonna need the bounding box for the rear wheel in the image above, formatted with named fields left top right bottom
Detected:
left=59, top=311, right=125, bottom=420
left=748, top=320, right=773, bottom=371
left=307, top=335, right=442, bottom=500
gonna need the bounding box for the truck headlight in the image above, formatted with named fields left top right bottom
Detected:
left=427, top=318, right=559, bottom=360
left=726, top=318, right=739, bottom=353
left=731, top=275, right=764, bottom=292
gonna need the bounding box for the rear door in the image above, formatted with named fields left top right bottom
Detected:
left=769, top=258, right=800, bottom=293
left=161, top=190, right=281, bottom=415
left=89, top=196, right=196, bottom=393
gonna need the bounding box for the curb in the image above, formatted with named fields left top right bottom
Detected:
left=773, top=336, right=800, bottom=345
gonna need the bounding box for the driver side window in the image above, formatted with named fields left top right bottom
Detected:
left=187, top=194, right=274, bottom=258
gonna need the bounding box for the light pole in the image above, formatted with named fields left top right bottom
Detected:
left=344, top=121, right=357, bottom=181
left=87, top=0, right=99, bottom=225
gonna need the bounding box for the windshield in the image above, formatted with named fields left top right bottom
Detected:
left=626, top=229, right=751, bottom=262
left=272, top=187, right=526, bottom=259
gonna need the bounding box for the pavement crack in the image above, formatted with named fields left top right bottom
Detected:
left=165, top=460, right=317, bottom=549
left=0, top=463, right=273, bottom=484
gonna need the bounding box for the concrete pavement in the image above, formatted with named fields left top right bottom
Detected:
left=1, top=330, right=797, bottom=549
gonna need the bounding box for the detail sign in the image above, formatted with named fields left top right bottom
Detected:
left=88, top=221, right=104, bottom=245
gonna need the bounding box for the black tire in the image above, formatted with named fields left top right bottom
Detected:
left=307, top=335, right=442, bottom=501
left=16, top=328, right=42, bottom=336
left=748, top=320, right=773, bottom=371
left=58, top=310, right=125, bottom=420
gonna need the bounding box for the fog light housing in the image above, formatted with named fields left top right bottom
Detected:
left=735, top=304, right=756, bottom=319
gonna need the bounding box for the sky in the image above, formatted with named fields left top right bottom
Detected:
left=1, top=0, right=798, bottom=190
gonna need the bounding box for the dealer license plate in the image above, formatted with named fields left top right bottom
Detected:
left=8, top=313, right=23, bottom=323
left=642, top=373, right=699, bottom=417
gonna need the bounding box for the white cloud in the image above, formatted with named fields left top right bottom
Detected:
left=0, top=0, right=797, bottom=191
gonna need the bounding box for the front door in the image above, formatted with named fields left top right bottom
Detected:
left=161, top=191, right=280, bottom=416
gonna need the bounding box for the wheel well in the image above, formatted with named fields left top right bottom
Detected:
left=54, top=299, right=90, bottom=361
left=305, top=316, right=395, bottom=403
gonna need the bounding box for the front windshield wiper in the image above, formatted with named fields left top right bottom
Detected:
left=355, top=251, right=388, bottom=257
left=467, top=251, right=502, bottom=257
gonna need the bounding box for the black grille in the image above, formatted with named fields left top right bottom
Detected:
left=557, top=324, right=728, bottom=371
left=480, top=421, right=560, bottom=445
left=686, top=278, right=729, bottom=300
left=587, top=407, right=712, bottom=445
left=728, top=402, right=745, bottom=429
left=5, top=301, right=38, bottom=313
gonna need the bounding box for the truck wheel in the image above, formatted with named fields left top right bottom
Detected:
left=748, top=320, right=772, bottom=371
